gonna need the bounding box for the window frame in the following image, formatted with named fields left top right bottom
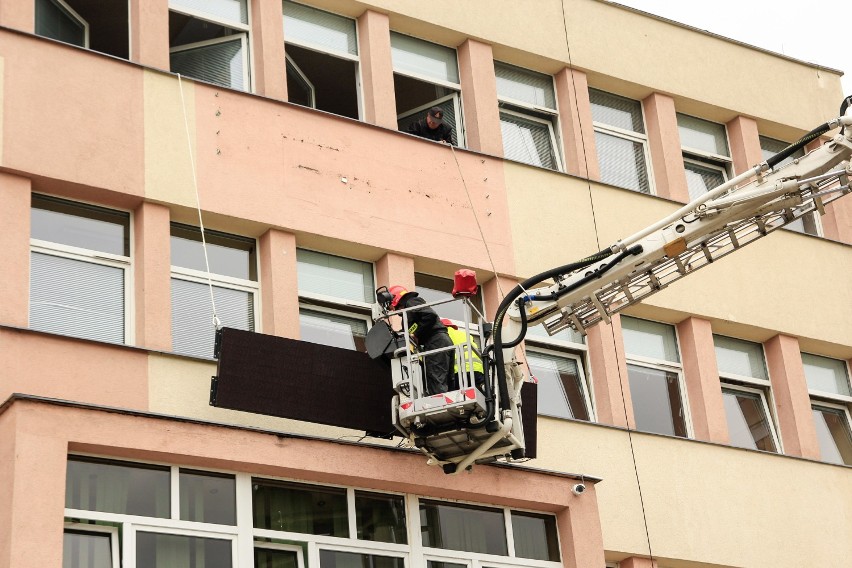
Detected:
left=494, top=62, right=563, bottom=172
left=286, top=52, right=317, bottom=108
left=803, top=353, right=852, bottom=403
left=29, top=197, right=134, bottom=346
left=296, top=249, right=376, bottom=353
left=282, top=0, right=363, bottom=120
left=678, top=114, right=732, bottom=201
left=588, top=89, right=654, bottom=194
left=810, top=400, right=852, bottom=466
left=37, top=0, right=90, bottom=48
left=720, top=382, right=782, bottom=453
left=525, top=344, right=593, bottom=423
left=389, top=32, right=461, bottom=90
left=253, top=541, right=306, bottom=568
left=714, top=335, right=782, bottom=452
left=168, top=33, right=251, bottom=92
left=621, top=317, right=692, bottom=438
left=65, top=455, right=563, bottom=568
left=498, top=107, right=563, bottom=172
left=168, top=0, right=253, bottom=92
left=169, top=225, right=259, bottom=359
left=63, top=521, right=120, bottom=568
left=397, top=92, right=467, bottom=148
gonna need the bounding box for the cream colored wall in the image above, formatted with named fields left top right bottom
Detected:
left=313, top=0, right=841, bottom=134
left=534, top=418, right=852, bottom=567
left=144, top=69, right=198, bottom=208
left=506, top=162, right=852, bottom=355
left=147, top=354, right=399, bottom=447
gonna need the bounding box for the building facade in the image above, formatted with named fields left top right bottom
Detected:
left=0, top=1, right=850, bottom=567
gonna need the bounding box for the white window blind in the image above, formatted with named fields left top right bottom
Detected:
left=30, top=252, right=126, bottom=344
left=171, top=279, right=255, bottom=358
left=494, top=62, right=555, bottom=109
left=299, top=308, right=367, bottom=351
left=802, top=354, right=851, bottom=397
left=595, top=131, right=650, bottom=193
left=500, top=112, right=557, bottom=170
left=296, top=249, right=374, bottom=303
left=170, top=0, right=248, bottom=25
left=283, top=0, right=357, bottom=56
left=590, top=90, right=644, bottom=134
left=714, top=335, right=767, bottom=379
left=171, top=37, right=247, bottom=91
left=390, top=32, right=459, bottom=84
left=621, top=316, right=679, bottom=363
left=590, top=89, right=650, bottom=193
left=678, top=113, right=729, bottom=157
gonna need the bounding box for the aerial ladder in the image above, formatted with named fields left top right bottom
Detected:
left=367, top=97, right=852, bottom=474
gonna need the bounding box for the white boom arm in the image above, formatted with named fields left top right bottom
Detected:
left=501, top=113, right=852, bottom=349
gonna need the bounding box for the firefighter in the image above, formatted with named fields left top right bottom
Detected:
left=441, top=318, right=485, bottom=391
left=388, top=286, right=452, bottom=395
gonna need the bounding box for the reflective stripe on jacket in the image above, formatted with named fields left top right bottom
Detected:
left=446, top=327, right=484, bottom=374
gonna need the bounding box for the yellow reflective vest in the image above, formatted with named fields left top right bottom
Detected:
left=446, top=327, right=484, bottom=374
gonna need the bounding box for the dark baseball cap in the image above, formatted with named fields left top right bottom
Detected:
left=427, top=106, right=444, bottom=125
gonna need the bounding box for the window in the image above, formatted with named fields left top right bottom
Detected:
left=714, top=335, right=780, bottom=453
left=802, top=354, right=852, bottom=465
left=589, top=89, right=652, bottom=193
left=283, top=0, right=360, bottom=120
left=65, top=455, right=560, bottom=568
left=30, top=194, right=131, bottom=345
left=64, top=455, right=239, bottom=568
left=525, top=316, right=591, bottom=421
left=64, top=523, right=120, bottom=568
left=622, top=316, right=689, bottom=437
left=296, top=249, right=373, bottom=352
left=170, top=224, right=258, bottom=359
left=677, top=114, right=731, bottom=201
left=393, top=33, right=464, bottom=146
left=760, top=135, right=820, bottom=236
left=495, top=62, right=562, bottom=171
left=169, top=0, right=251, bottom=91
left=35, top=0, right=129, bottom=59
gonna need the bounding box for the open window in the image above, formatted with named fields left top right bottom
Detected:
left=392, top=32, right=464, bottom=146
left=621, top=316, right=690, bottom=438
left=35, top=0, right=129, bottom=59
left=169, top=0, right=251, bottom=91
left=283, top=0, right=360, bottom=120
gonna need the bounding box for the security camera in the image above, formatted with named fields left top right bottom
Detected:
left=572, top=483, right=586, bottom=496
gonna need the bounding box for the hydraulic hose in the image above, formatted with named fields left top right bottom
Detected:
left=487, top=248, right=615, bottom=416
left=766, top=121, right=833, bottom=170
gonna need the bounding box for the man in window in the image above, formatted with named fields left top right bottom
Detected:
left=407, top=106, right=453, bottom=144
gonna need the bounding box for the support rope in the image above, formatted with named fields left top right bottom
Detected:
left=449, top=144, right=505, bottom=299
left=177, top=74, right=221, bottom=330
left=559, top=1, right=655, bottom=562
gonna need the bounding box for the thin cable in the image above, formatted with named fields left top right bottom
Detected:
left=177, top=74, right=221, bottom=330
left=559, top=1, right=655, bottom=561
left=449, top=144, right=505, bottom=299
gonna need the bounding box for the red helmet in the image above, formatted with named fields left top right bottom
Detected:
left=389, top=285, right=415, bottom=309
left=440, top=318, right=458, bottom=330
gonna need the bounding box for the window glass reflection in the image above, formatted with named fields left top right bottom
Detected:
left=180, top=469, right=237, bottom=525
